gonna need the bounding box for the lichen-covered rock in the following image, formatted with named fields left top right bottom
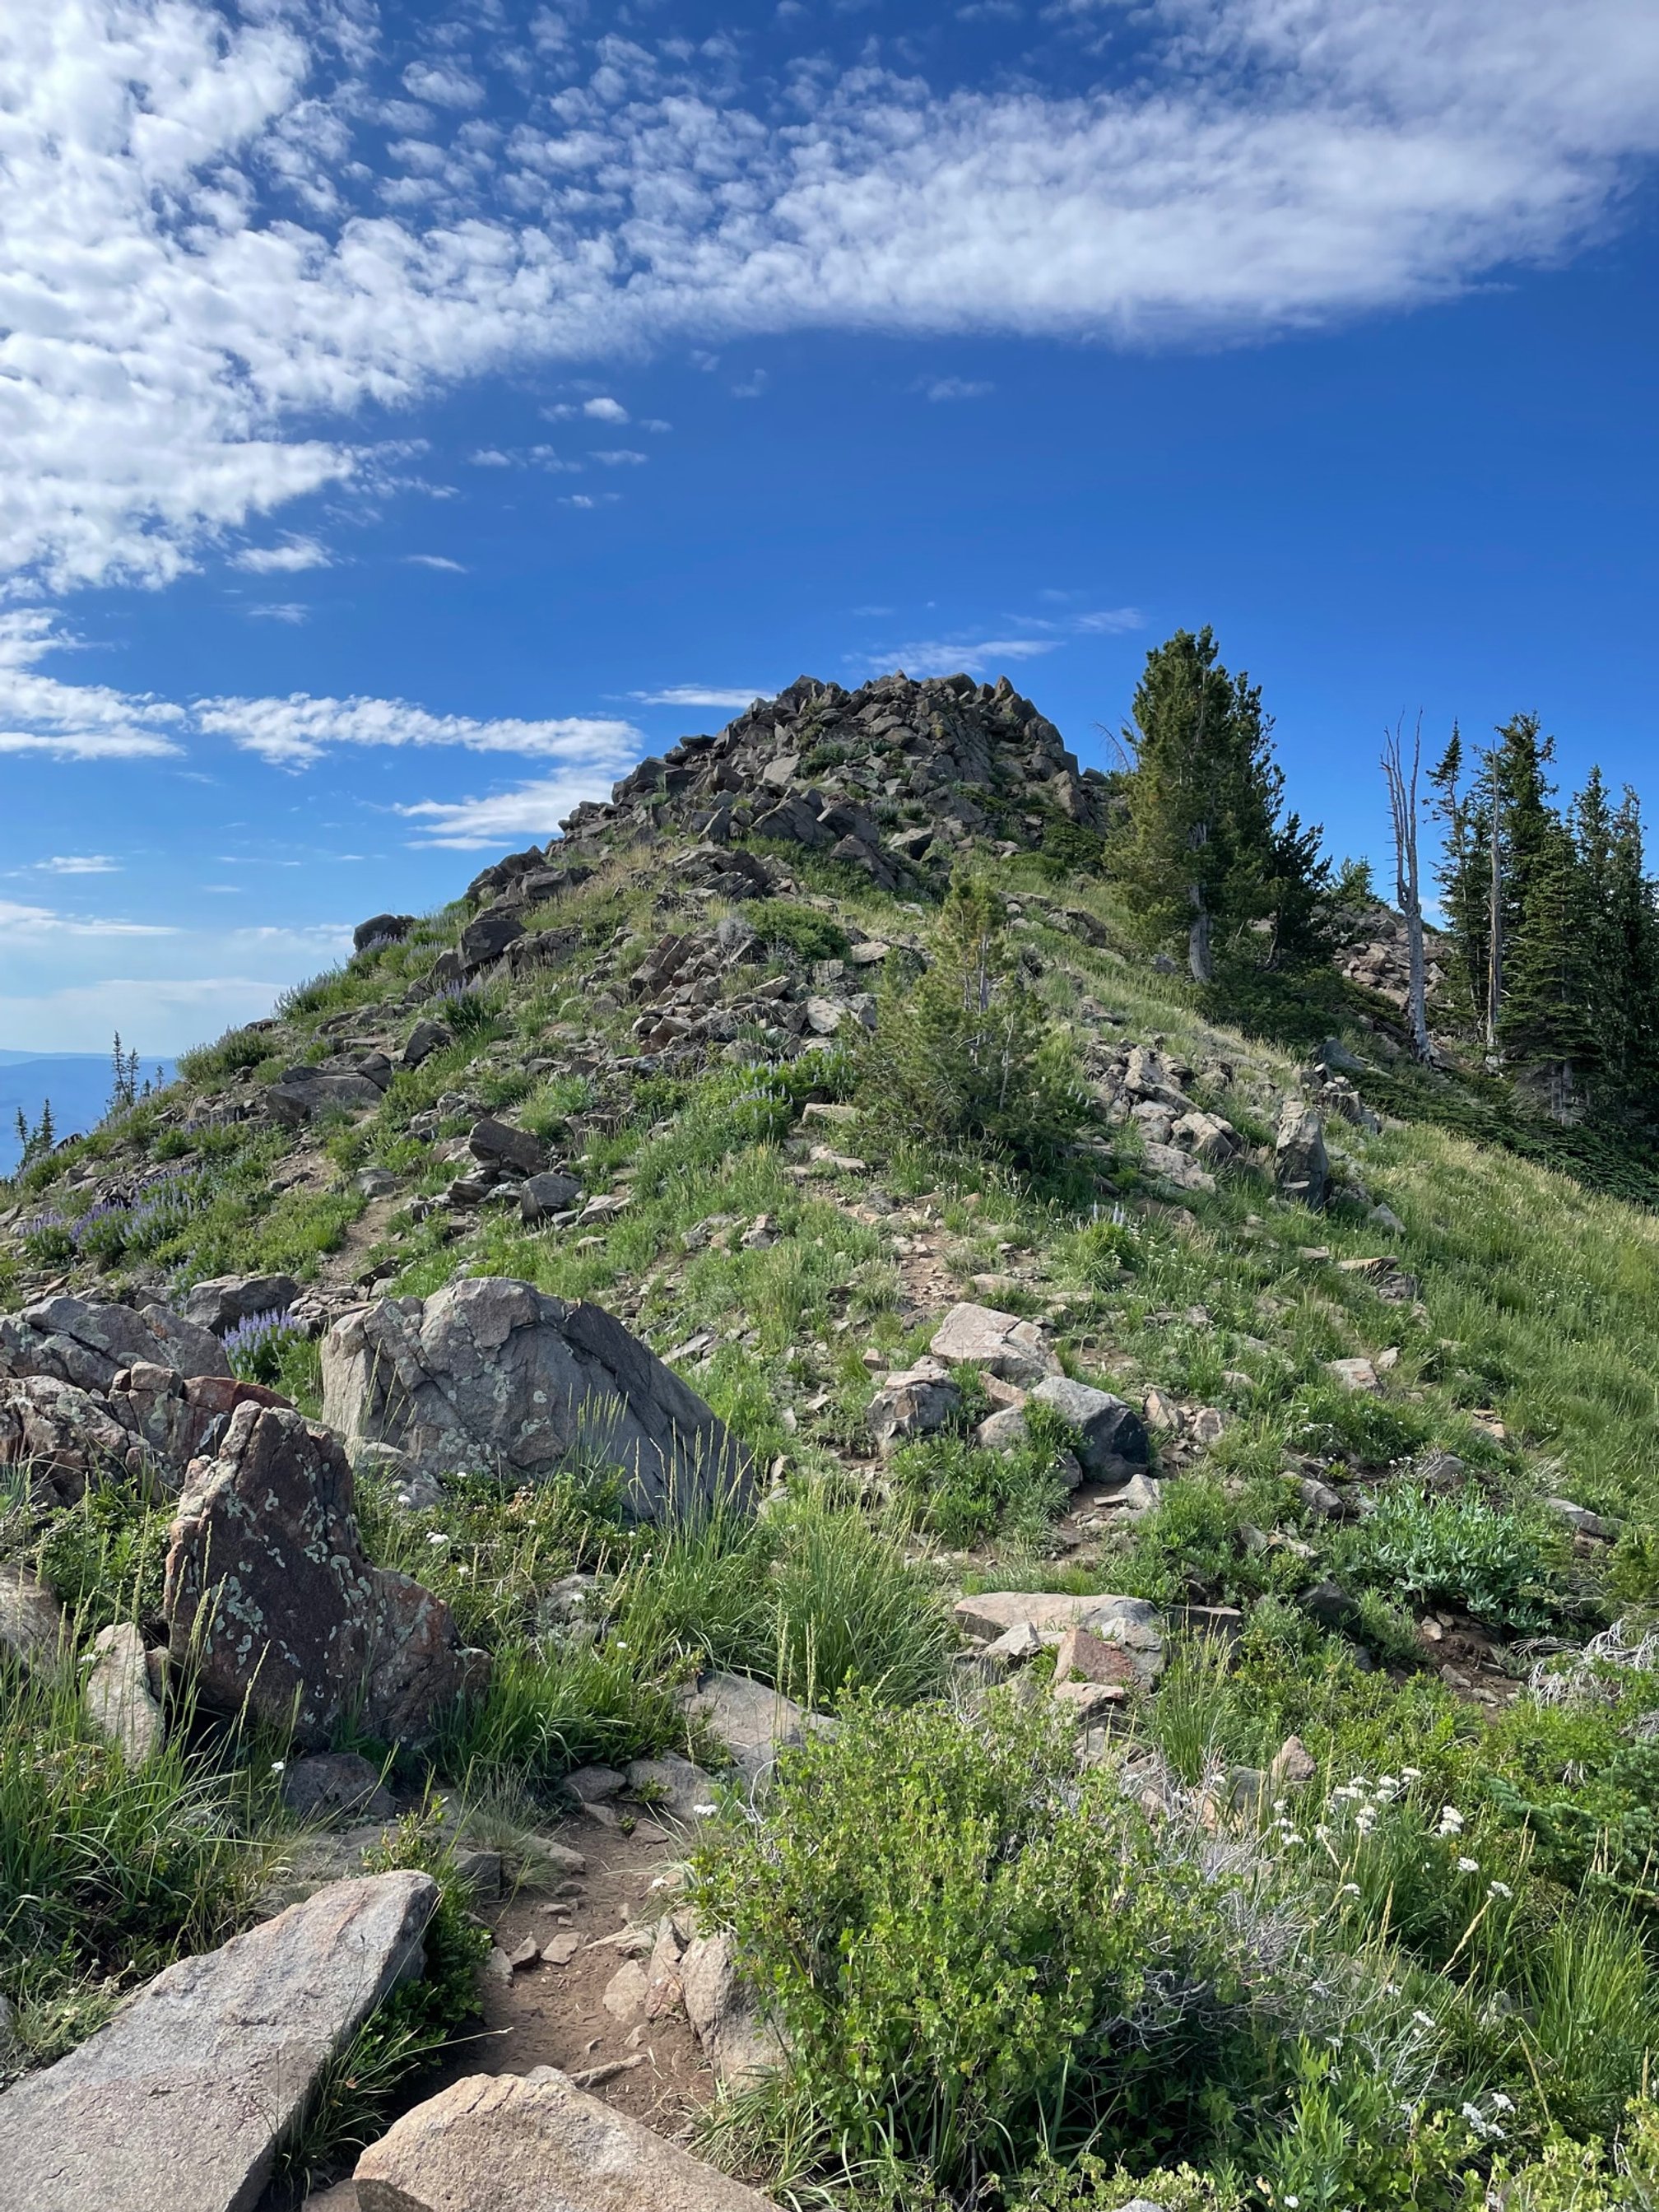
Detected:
left=0, top=1872, right=437, bottom=2212
left=865, top=1362, right=962, bottom=1455
left=0, top=1364, right=292, bottom=1505
left=163, top=1402, right=486, bottom=1749
left=0, top=1294, right=229, bottom=1392
left=320, top=1277, right=751, bottom=1521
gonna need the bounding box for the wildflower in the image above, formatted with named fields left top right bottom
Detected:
left=693, top=1803, right=718, bottom=1816
left=271, top=1760, right=286, bottom=1775
left=1457, top=1856, right=1479, bottom=1873
left=1438, top=1805, right=1465, bottom=1834
left=1285, top=2196, right=1300, bottom=2206
left=1488, top=1880, right=1513, bottom=1899
left=426, top=1531, right=448, bottom=1545
left=1339, top=1882, right=1359, bottom=1897
left=1490, top=2093, right=1514, bottom=2113
left=1411, top=2009, right=1435, bottom=2028
left=1401, top=1765, right=1422, bottom=1782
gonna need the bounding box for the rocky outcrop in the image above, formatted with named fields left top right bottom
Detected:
left=264, top=1057, right=389, bottom=1126
left=353, top=2065, right=776, bottom=2212
left=0, top=1871, right=437, bottom=2212
left=682, top=1669, right=834, bottom=1783
left=0, top=1364, right=293, bottom=1504
left=929, top=1302, right=1061, bottom=1387
left=320, top=1277, right=751, bottom=1521
left=163, top=1403, right=486, bottom=1749
left=555, top=671, right=1111, bottom=876
left=1274, top=1104, right=1330, bottom=1210
left=0, top=1293, right=229, bottom=1391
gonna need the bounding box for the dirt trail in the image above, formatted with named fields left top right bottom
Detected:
left=292, top=1813, right=713, bottom=2209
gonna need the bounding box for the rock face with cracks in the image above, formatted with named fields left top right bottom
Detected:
left=320, top=1276, right=751, bottom=1521
left=163, top=1402, right=486, bottom=1749
left=0, top=1871, right=437, bottom=2212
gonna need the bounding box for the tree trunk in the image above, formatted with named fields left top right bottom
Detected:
left=1187, top=899, right=1213, bottom=983
left=1382, top=717, right=1430, bottom=1061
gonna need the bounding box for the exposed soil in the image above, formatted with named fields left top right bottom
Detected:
left=288, top=1809, right=713, bottom=2207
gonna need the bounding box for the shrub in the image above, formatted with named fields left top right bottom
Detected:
left=750, top=899, right=852, bottom=965
left=889, top=1426, right=1071, bottom=1550
left=855, top=873, right=1088, bottom=1170
left=1338, top=1486, right=1566, bottom=1632
left=690, top=1697, right=1248, bottom=2194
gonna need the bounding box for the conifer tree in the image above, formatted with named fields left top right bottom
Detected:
left=1114, top=628, right=1327, bottom=981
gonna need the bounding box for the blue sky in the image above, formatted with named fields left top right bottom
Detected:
left=2, top=0, right=1657, bottom=1052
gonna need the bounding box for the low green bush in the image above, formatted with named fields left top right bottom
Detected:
left=1337, top=1486, right=1568, bottom=1631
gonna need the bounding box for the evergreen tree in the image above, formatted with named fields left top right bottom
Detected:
left=1114, top=628, right=1328, bottom=981
left=1429, top=723, right=1490, bottom=1023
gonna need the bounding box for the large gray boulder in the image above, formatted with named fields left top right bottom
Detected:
left=179, top=1273, right=301, bottom=1336
left=321, top=1278, right=751, bottom=1521
left=163, top=1402, right=486, bottom=1750
left=354, top=2065, right=775, bottom=2212
left=0, top=1294, right=229, bottom=1392
left=0, top=1871, right=436, bottom=2212
left=1274, top=1103, right=1329, bottom=1210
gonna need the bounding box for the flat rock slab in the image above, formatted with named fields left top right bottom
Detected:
left=354, top=2065, right=775, bottom=2212
left=928, top=1303, right=1059, bottom=1387
left=0, top=1870, right=436, bottom=2212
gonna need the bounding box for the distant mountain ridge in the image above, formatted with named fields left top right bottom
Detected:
left=0, top=1053, right=175, bottom=1175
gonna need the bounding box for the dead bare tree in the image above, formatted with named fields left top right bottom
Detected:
left=1381, top=713, right=1430, bottom=1061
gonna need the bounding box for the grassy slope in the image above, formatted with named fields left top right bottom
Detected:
left=4, top=840, right=1659, bottom=2202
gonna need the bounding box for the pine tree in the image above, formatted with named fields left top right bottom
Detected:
left=1429, top=723, right=1490, bottom=1023
left=1114, top=628, right=1327, bottom=981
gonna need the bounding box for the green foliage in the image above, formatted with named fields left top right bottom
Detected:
left=691, top=1698, right=1243, bottom=2194
left=856, top=873, right=1088, bottom=1169
left=1339, top=1485, right=1567, bottom=1631
left=888, top=1425, right=1071, bottom=1550
left=35, top=1476, right=170, bottom=1636
left=750, top=899, right=853, bottom=965
left=0, top=1664, right=271, bottom=2060
left=1112, top=627, right=1332, bottom=983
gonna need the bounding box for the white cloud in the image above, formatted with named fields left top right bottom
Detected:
left=922, top=377, right=995, bottom=400
left=630, top=685, right=764, bottom=708
left=0, top=2, right=1657, bottom=592
left=397, top=771, right=625, bottom=847
left=196, top=690, right=642, bottom=770
left=0, top=896, right=174, bottom=938
left=405, top=553, right=468, bottom=570
left=592, top=449, right=648, bottom=466
left=0, top=611, right=186, bottom=760
left=245, top=602, right=310, bottom=624
left=874, top=635, right=1065, bottom=677
left=583, top=396, right=629, bottom=421
left=231, top=536, right=332, bottom=574
left=35, top=855, right=120, bottom=875
left=401, top=61, right=486, bottom=109
left=1075, top=606, right=1145, bottom=633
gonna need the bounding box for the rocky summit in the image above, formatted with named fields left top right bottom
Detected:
left=2, top=658, right=1657, bottom=2212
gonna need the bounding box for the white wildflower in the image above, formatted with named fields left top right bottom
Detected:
left=1412, top=2009, right=1435, bottom=2028
left=1401, top=1766, right=1422, bottom=1782
left=271, top=1760, right=286, bottom=1775
left=1489, top=1880, right=1513, bottom=1899
left=1457, top=1856, right=1479, bottom=1873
